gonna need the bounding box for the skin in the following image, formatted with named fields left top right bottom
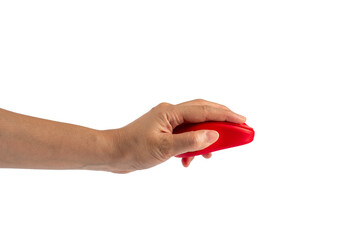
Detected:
left=0, top=99, right=246, bottom=173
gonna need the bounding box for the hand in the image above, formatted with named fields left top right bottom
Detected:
left=103, top=99, right=246, bottom=173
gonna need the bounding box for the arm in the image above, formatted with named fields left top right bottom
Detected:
left=0, top=108, right=112, bottom=171
left=0, top=99, right=246, bottom=173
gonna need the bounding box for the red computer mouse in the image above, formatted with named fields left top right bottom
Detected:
left=173, top=121, right=255, bottom=158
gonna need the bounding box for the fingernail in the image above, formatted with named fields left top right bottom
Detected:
left=206, top=130, right=219, bottom=144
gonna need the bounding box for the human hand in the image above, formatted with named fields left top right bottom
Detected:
left=102, top=99, right=246, bottom=173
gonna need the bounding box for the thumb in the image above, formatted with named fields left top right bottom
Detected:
left=172, top=130, right=219, bottom=156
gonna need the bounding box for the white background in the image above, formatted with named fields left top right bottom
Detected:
left=1, top=1, right=359, bottom=239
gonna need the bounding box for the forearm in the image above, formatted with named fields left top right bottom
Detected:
left=0, top=108, right=114, bottom=171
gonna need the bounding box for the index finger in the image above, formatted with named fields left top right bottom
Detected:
left=177, top=99, right=230, bottom=111
left=175, top=104, right=246, bottom=125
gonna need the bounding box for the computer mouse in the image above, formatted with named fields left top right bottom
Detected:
left=173, top=121, right=255, bottom=158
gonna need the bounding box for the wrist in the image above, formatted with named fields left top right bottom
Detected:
left=88, top=128, right=132, bottom=173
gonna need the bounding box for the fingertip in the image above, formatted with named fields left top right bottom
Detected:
left=182, top=157, right=193, bottom=167
left=226, top=110, right=246, bottom=124
left=181, top=158, right=188, bottom=167
left=202, top=153, right=212, bottom=159
left=236, top=114, right=246, bottom=123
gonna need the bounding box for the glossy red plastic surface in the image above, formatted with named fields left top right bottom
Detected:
left=173, top=121, right=255, bottom=158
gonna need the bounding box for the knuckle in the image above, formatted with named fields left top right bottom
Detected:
left=194, top=98, right=206, bottom=104
left=188, top=133, right=202, bottom=149
left=158, top=102, right=171, bottom=108
left=151, top=102, right=172, bottom=113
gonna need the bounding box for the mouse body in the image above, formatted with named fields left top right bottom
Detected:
left=173, top=121, right=255, bottom=158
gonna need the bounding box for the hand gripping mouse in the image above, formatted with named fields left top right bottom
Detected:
left=173, top=121, right=255, bottom=158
